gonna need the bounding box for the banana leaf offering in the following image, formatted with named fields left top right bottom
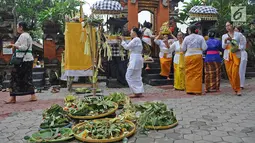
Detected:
left=40, top=104, right=70, bottom=129
left=64, top=95, right=76, bottom=103
left=72, top=118, right=136, bottom=142
left=136, top=102, right=178, bottom=130
left=119, top=102, right=138, bottom=122
left=66, top=97, right=117, bottom=117
left=230, top=39, right=239, bottom=53
left=104, top=92, right=129, bottom=108
left=24, top=128, right=74, bottom=142
left=84, top=17, right=103, bottom=27
left=75, top=88, right=90, bottom=94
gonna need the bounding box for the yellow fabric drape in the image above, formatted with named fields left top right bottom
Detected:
left=185, top=54, right=203, bottom=94
left=65, top=23, right=92, bottom=70
left=174, top=52, right=185, bottom=90
left=160, top=54, right=172, bottom=77
left=225, top=45, right=241, bottom=92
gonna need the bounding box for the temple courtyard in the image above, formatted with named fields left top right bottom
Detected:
left=0, top=78, right=255, bottom=143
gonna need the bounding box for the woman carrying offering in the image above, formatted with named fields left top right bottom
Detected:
left=120, top=27, right=144, bottom=98
left=170, top=32, right=185, bottom=90
left=154, top=33, right=174, bottom=80
left=234, top=26, right=247, bottom=89
left=142, top=22, right=154, bottom=46
left=222, top=21, right=246, bottom=96
left=204, top=29, right=223, bottom=93
left=5, top=22, right=37, bottom=104
left=182, top=25, right=207, bottom=95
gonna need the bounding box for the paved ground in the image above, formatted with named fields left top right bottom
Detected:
left=0, top=79, right=255, bottom=143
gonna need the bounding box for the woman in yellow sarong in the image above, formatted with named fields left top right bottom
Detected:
left=182, top=26, right=207, bottom=95
left=154, top=33, right=174, bottom=80
left=222, top=21, right=246, bottom=96
left=170, top=32, right=185, bottom=90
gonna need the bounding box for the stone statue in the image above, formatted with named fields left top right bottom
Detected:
left=162, top=0, right=168, bottom=7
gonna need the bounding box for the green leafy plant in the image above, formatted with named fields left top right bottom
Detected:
left=40, top=104, right=69, bottom=129
left=73, top=118, right=133, bottom=140
left=66, top=97, right=116, bottom=116
left=135, top=102, right=177, bottom=130
left=24, top=128, right=74, bottom=142
left=104, top=92, right=129, bottom=107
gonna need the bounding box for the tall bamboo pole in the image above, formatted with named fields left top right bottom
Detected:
left=88, top=25, right=97, bottom=96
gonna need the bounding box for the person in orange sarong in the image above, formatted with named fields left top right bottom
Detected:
left=222, top=21, right=246, bottom=96
left=154, top=33, right=174, bottom=80
left=182, top=25, right=207, bottom=95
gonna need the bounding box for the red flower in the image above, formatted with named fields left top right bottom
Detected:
left=195, top=29, right=199, bottom=33
left=169, top=27, right=175, bottom=32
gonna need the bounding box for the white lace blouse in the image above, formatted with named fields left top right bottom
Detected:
left=182, top=34, right=207, bottom=57
left=170, top=41, right=183, bottom=64
left=222, top=32, right=246, bottom=61
left=121, top=37, right=143, bottom=69
left=14, top=32, right=34, bottom=61
left=154, top=39, right=174, bottom=58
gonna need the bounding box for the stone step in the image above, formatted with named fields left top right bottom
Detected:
left=143, top=68, right=174, bottom=75
left=144, top=63, right=160, bottom=69
left=246, top=67, right=255, bottom=72
left=106, top=79, right=128, bottom=88
left=143, top=68, right=161, bottom=74
left=143, top=73, right=174, bottom=80
left=144, top=78, right=174, bottom=86
left=2, top=80, right=10, bottom=89
left=32, top=67, right=45, bottom=72
left=32, top=72, right=45, bottom=80
left=33, top=79, right=44, bottom=88
left=6, top=74, right=11, bottom=80
left=246, top=72, right=255, bottom=78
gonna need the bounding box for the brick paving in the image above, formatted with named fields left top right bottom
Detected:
left=0, top=79, right=255, bottom=143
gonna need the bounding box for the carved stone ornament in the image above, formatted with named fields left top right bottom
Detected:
left=162, top=0, right=168, bottom=7
left=131, top=0, right=136, bottom=4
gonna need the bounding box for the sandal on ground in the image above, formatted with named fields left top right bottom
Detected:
left=236, top=92, right=242, bottom=96
left=51, top=88, right=59, bottom=93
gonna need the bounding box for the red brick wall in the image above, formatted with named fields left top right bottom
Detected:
left=44, top=40, right=56, bottom=60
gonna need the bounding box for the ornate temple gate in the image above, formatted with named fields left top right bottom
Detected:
left=127, top=0, right=169, bottom=34
left=123, top=0, right=170, bottom=57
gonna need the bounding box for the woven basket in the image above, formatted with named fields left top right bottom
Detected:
left=73, top=120, right=136, bottom=143
left=68, top=102, right=118, bottom=120
left=145, top=121, right=178, bottom=130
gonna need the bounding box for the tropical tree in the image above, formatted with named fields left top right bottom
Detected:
left=0, top=0, right=79, bottom=40
left=178, top=0, right=254, bottom=35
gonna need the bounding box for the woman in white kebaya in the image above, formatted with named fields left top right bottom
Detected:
left=121, top=27, right=144, bottom=98
left=142, top=22, right=154, bottom=46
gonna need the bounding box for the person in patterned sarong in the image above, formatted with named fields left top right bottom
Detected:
left=5, top=22, right=37, bottom=104
left=204, top=29, right=223, bottom=93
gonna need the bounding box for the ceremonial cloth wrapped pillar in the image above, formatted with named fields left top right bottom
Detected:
left=61, top=23, right=94, bottom=79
